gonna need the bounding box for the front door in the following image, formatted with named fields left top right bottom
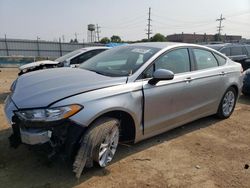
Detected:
left=142, top=48, right=192, bottom=137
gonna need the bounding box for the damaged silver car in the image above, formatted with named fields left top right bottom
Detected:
left=4, top=42, right=242, bottom=178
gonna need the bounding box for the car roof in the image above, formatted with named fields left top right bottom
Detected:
left=79, top=46, right=110, bottom=51
left=129, top=42, right=222, bottom=52
left=129, top=42, right=188, bottom=49
left=206, top=43, right=246, bottom=49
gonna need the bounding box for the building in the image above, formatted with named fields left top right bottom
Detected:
left=166, top=33, right=242, bottom=43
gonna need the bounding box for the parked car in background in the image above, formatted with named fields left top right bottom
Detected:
left=5, top=42, right=242, bottom=178
left=242, top=69, right=250, bottom=95
left=19, top=46, right=110, bottom=75
left=206, top=43, right=250, bottom=71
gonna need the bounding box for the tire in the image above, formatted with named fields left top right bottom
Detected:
left=73, top=117, right=120, bottom=178
left=217, top=87, right=237, bottom=119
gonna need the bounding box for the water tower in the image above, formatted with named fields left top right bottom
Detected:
left=88, top=24, right=96, bottom=43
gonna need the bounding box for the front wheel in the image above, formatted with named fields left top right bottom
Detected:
left=217, top=87, right=237, bottom=119
left=73, top=117, right=120, bottom=178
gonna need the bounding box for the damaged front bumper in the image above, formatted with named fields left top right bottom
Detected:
left=20, top=128, right=51, bottom=145
left=4, top=96, right=85, bottom=160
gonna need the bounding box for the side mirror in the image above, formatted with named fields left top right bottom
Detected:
left=148, top=69, right=174, bottom=85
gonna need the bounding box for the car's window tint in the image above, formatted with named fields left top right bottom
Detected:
left=71, top=49, right=106, bottom=65
left=214, top=53, right=227, bottom=66
left=142, top=65, right=154, bottom=79
left=245, top=46, right=250, bottom=55
left=220, top=47, right=230, bottom=56
left=80, top=46, right=160, bottom=77
left=193, top=49, right=218, bottom=70
left=154, top=48, right=190, bottom=74
left=231, top=47, right=243, bottom=56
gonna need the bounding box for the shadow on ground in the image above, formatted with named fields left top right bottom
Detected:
left=238, top=94, right=250, bottom=105
left=0, top=115, right=220, bottom=188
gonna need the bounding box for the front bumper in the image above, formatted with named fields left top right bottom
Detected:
left=20, top=128, right=51, bottom=145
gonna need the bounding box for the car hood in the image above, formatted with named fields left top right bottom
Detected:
left=12, top=68, right=127, bottom=109
left=19, top=60, right=58, bottom=70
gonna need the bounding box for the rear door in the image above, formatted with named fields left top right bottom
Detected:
left=184, top=48, right=227, bottom=117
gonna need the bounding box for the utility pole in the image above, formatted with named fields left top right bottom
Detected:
left=96, top=24, right=101, bottom=42
left=4, top=34, right=9, bottom=56
left=146, top=7, right=152, bottom=40
left=62, top=35, right=65, bottom=42
left=216, top=14, right=225, bottom=36
left=36, top=36, right=40, bottom=57
left=75, top=33, right=78, bottom=41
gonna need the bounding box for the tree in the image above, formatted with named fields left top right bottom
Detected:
left=141, top=38, right=149, bottom=42
left=100, top=37, right=111, bottom=44
left=150, top=33, right=166, bottom=42
left=111, top=35, right=122, bottom=43
left=214, top=34, right=222, bottom=41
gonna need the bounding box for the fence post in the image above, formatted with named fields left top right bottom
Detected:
left=36, top=37, right=40, bottom=57
left=59, top=38, right=62, bottom=56
left=4, top=34, right=9, bottom=56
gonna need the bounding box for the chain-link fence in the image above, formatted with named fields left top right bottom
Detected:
left=0, top=38, right=103, bottom=58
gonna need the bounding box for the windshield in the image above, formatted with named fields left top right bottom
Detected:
left=55, top=49, right=85, bottom=62
left=79, top=45, right=160, bottom=77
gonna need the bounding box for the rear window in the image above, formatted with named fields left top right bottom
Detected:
left=231, top=47, right=243, bottom=56
left=220, top=48, right=230, bottom=56
left=214, top=53, right=227, bottom=66
left=193, top=49, right=218, bottom=70
left=245, top=46, right=250, bottom=55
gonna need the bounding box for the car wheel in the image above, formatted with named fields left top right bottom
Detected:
left=217, top=87, right=237, bottom=119
left=73, top=117, right=120, bottom=178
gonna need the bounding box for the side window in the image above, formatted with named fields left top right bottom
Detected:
left=245, top=46, right=250, bottom=55
left=142, top=65, right=154, bottom=79
left=70, top=50, right=105, bottom=65
left=154, top=48, right=190, bottom=74
left=220, top=48, right=230, bottom=56
left=231, top=47, right=243, bottom=56
left=141, top=48, right=190, bottom=79
left=193, top=49, right=218, bottom=70
left=214, top=53, right=227, bottom=66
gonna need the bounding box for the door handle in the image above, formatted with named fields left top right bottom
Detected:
left=219, top=71, right=226, bottom=76
left=184, top=77, right=192, bottom=83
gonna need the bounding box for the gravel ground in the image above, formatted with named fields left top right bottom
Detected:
left=0, top=68, right=250, bottom=188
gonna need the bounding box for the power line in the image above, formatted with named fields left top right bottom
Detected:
left=146, top=7, right=152, bottom=40
left=216, top=14, right=226, bottom=35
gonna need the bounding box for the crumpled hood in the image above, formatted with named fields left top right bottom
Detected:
left=12, top=68, right=127, bottom=108
left=19, top=60, right=58, bottom=70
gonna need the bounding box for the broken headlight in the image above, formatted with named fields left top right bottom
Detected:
left=10, top=79, right=17, bottom=92
left=15, top=104, right=82, bottom=122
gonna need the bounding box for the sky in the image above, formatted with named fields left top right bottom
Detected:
left=0, top=0, right=250, bottom=42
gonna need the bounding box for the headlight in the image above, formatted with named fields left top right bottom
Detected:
left=10, top=79, right=17, bottom=92
left=15, top=104, right=82, bottom=122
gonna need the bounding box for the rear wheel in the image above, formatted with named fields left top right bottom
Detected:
left=217, top=87, right=237, bottom=119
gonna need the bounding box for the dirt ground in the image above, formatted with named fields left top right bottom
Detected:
left=0, top=68, right=250, bottom=188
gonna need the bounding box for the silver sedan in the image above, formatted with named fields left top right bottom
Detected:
left=4, top=42, right=243, bottom=178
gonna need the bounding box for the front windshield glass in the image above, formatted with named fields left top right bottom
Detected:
left=55, top=49, right=85, bottom=62
left=79, top=45, right=160, bottom=77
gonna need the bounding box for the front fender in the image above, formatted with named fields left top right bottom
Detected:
left=50, top=82, right=143, bottom=129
